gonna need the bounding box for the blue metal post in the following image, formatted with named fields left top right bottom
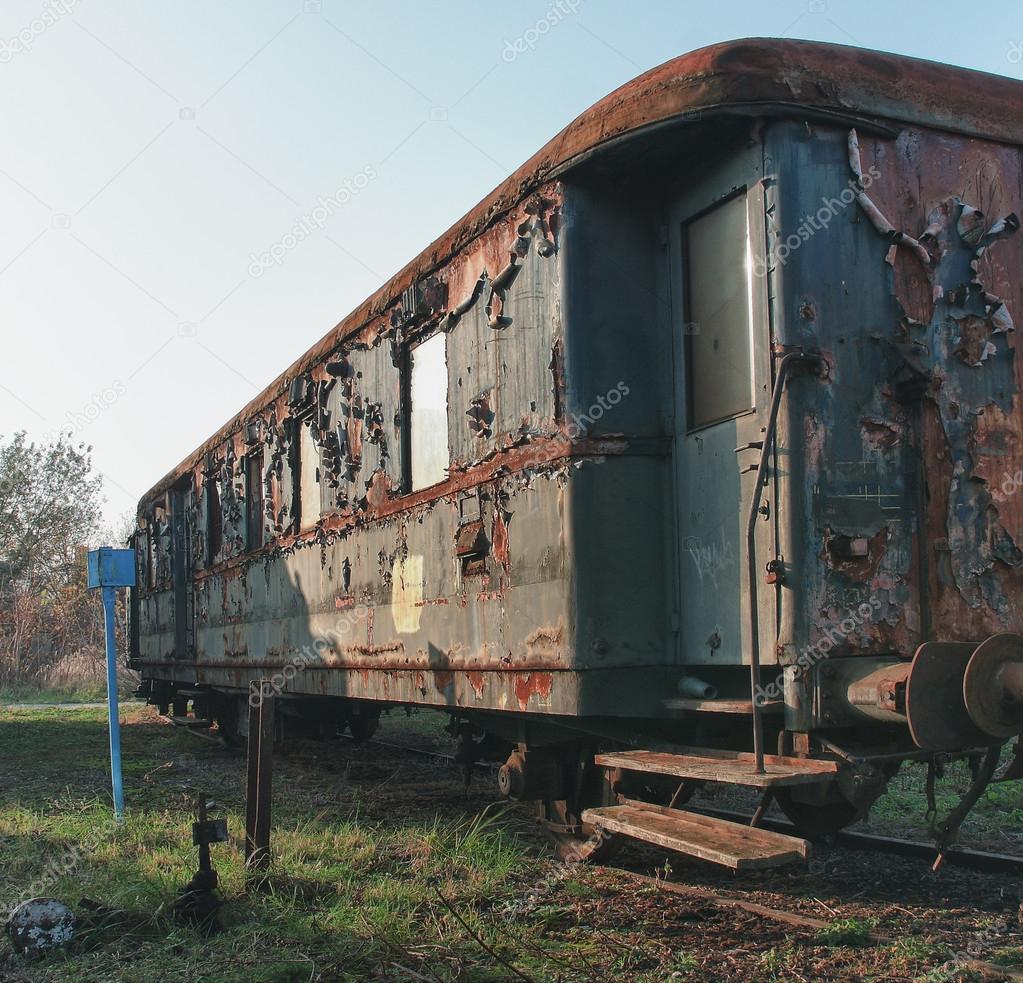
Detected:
left=89, top=548, right=134, bottom=822
left=102, top=584, right=125, bottom=822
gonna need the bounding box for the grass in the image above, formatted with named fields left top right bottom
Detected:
left=814, top=917, right=874, bottom=948
left=0, top=683, right=112, bottom=704
left=0, top=705, right=663, bottom=982
left=865, top=758, right=1023, bottom=853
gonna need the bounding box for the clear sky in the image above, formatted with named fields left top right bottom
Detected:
left=2, top=0, right=1021, bottom=532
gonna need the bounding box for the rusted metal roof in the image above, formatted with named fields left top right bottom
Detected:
left=141, top=37, right=1023, bottom=504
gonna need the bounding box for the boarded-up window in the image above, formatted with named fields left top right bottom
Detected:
left=205, top=479, right=221, bottom=563
left=245, top=451, right=263, bottom=550
left=298, top=421, right=321, bottom=529
left=410, top=332, right=449, bottom=490
left=146, top=526, right=156, bottom=588
left=683, top=192, right=754, bottom=430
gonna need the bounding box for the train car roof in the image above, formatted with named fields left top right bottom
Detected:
left=139, top=37, right=1023, bottom=506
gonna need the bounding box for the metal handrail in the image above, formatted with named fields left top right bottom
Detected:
left=745, top=350, right=820, bottom=773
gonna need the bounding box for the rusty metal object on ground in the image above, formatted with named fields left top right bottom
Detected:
left=5, top=898, right=75, bottom=956
left=173, top=795, right=228, bottom=933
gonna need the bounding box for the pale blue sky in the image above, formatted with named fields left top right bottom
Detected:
left=1, top=0, right=1021, bottom=530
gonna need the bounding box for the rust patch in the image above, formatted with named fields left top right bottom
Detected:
left=514, top=671, right=554, bottom=711
left=466, top=670, right=486, bottom=700
left=860, top=417, right=902, bottom=452
left=822, top=526, right=888, bottom=580
left=953, top=314, right=998, bottom=366
left=340, top=641, right=404, bottom=658
left=492, top=510, right=510, bottom=574
left=525, top=623, right=563, bottom=660
left=365, top=469, right=391, bottom=509
left=347, top=404, right=364, bottom=466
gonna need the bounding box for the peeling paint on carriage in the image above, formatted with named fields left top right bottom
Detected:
left=133, top=42, right=1023, bottom=782
left=845, top=128, right=1023, bottom=632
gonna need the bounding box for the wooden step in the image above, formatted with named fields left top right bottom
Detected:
left=581, top=802, right=810, bottom=871
left=170, top=716, right=213, bottom=728
left=594, top=747, right=838, bottom=788
left=663, top=697, right=784, bottom=714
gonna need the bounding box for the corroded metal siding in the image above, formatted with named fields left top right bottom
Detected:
left=137, top=186, right=605, bottom=715
left=134, top=40, right=1023, bottom=728
left=768, top=119, right=1023, bottom=665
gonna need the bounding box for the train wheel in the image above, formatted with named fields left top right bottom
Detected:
left=537, top=798, right=622, bottom=863
left=536, top=747, right=621, bottom=863
left=212, top=695, right=244, bottom=749
left=347, top=707, right=380, bottom=743
left=773, top=785, right=860, bottom=835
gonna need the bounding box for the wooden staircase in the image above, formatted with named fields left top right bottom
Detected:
left=586, top=745, right=835, bottom=869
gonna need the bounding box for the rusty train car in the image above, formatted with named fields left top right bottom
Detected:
left=132, top=39, right=1023, bottom=867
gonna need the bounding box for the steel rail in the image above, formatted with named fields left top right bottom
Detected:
left=690, top=805, right=1023, bottom=875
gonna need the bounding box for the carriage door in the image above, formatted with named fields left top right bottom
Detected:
left=669, top=162, right=774, bottom=671
left=169, top=482, right=194, bottom=663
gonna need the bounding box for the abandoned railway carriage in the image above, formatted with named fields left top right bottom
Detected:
left=132, top=39, right=1023, bottom=868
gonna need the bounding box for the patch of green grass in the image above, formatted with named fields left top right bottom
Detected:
left=0, top=683, right=112, bottom=704
left=992, top=945, right=1023, bottom=967
left=758, top=945, right=800, bottom=982
left=869, top=759, right=1023, bottom=852
left=815, top=917, right=874, bottom=948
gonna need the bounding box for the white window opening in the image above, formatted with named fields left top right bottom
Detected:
left=410, top=332, right=449, bottom=491
left=298, top=421, right=321, bottom=528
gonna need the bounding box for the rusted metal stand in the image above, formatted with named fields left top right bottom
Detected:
left=245, top=681, right=274, bottom=874
left=174, top=795, right=228, bottom=933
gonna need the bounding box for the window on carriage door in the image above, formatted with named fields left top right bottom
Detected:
left=683, top=190, right=754, bottom=431
left=408, top=331, right=449, bottom=491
